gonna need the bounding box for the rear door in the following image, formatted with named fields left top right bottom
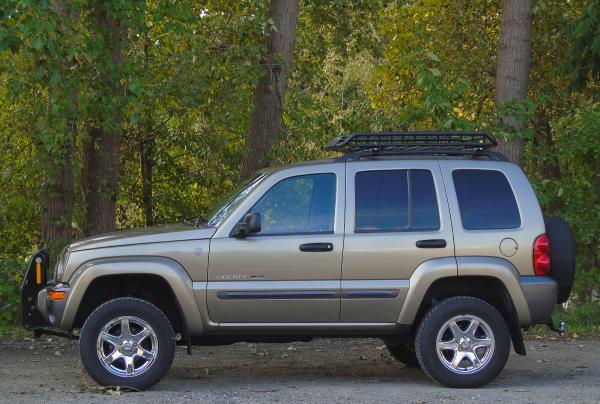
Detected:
left=340, top=160, right=455, bottom=322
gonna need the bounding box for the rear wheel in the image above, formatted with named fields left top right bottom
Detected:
left=80, top=297, right=176, bottom=390
left=415, top=297, right=510, bottom=388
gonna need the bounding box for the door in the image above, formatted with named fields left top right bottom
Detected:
left=341, top=160, right=455, bottom=322
left=207, top=164, right=345, bottom=324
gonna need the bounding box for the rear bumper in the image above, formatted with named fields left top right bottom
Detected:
left=520, top=276, right=558, bottom=324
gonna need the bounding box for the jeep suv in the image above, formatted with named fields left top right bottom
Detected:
left=21, top=132, right=575, bottom=389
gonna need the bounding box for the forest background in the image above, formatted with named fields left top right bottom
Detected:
left=1, top=0, right=599, bottom=333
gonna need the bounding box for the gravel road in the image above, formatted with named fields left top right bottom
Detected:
left=0, top=334, right=598, bottom=403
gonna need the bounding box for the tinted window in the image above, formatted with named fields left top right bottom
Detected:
left=355, top=170, right=439, bottom=232
left=453, top=169, right=521, bottom=230
left=249, top=174, right=336, bottom=235
left=411, top=170, right=440, bottom=230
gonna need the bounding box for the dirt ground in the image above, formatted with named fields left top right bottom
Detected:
left=0, top=334, right=598, bottom=403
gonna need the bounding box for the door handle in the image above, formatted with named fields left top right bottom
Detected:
left=416, top=239, right=447, bottom=248
left=299, top=243, right=334, bottom=252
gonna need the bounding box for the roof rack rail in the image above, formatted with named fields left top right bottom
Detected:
left=326, top=131, right=507, bottom=161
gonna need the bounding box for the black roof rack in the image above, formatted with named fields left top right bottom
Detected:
left=326, top=131, right=507, bottom=161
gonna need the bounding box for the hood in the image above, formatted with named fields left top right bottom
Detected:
left=68, top=224, right=217, bottom=252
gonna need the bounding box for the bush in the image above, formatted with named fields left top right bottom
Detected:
left=0, top=258, right=23, bottom=331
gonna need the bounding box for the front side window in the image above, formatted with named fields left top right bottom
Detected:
left=355, top=169, right=440, bottom=232
left=453, top=169, right=521, bottom=230
left=249, top=173, right=336, bottom=235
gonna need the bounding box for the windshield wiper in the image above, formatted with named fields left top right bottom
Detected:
left=182, top=216, right=207, bottom=227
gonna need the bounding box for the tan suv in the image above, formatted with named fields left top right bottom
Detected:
left=21, top=132, right=575, bottom=389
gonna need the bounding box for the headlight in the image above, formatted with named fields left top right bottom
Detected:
left=53, top=247, right=70, bottom=281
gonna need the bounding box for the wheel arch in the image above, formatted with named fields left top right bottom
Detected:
left=60, top=256, right=205, bottom=336
left=398, top=257, right=531, bottom=355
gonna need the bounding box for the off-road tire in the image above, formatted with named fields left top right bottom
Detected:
left=415, top=296, right=510, bottom=388
left=79, top=297, right=176, bottom=390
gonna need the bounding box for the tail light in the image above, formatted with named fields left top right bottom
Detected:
left=533, top=234, right=551, bottom=276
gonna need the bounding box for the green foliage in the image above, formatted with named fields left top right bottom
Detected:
left=563, top=0, right=600, bottom=91
left=1, top=0, right=600, bottom=335
left=0, top=258, right=23, bottom=328
left=528, top=101, right=600, bottom=276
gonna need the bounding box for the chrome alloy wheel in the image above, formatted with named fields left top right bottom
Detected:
left=96, top=316, right=158, bottom=378
left=436, top=314, right=495, bottom=375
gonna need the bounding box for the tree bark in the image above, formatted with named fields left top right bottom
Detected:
left=42, top=1, right=77, bottom=251
left=42, top=120, right=74, bottom=250
left=239, top=0, right=300, bottom=181
left=494, top=0, right=535, bottom=163
left=82, top=7, right=126, bottom=236
left=140, top=36, right=154, bottom=227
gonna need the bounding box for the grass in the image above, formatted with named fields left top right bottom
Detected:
left=549, top=300, right=600, bottom=334
left=528, top=300, right=600, bottom=336
left=0, top=322, right=29, bottom=339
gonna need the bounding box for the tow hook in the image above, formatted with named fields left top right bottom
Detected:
left=545, top=318, right=566, bottom=336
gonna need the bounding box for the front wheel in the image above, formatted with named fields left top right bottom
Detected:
left=79, top=297, right=176, bottom=390
left=415, top=296, right=510, bottom=388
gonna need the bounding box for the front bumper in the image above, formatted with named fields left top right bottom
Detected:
left=21, top=250, right=69, bottom=330
left=36, top=283, right=70, bottom=327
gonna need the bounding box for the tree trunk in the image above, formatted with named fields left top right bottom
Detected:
left=82, top=7, right=126, bottom=236
left=140, top=35, right=154, bottom=227
left=42, top=1, right=77, bottom=251
left=239, top=0, right=300, bottom=181
left=42, top=125, right=74, bottom=251
left=494, top=0, right=535, bottom=163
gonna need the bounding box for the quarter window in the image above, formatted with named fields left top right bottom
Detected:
left=355, top=170, right=440, bottom=232
left=249, top=173, right=336, bottom=235
left=453, top=169, right=521, bottom=230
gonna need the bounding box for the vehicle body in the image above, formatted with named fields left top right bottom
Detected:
left=21, top=132, right=575, bottom=389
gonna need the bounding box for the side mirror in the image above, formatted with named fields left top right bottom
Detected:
left=231, top=212, right=261, bottom=238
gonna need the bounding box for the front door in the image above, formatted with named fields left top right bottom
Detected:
left=341, top=160, right=455, bottom=322
left=207, top=164, right=345, bottom=324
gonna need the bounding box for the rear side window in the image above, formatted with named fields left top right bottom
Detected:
left=355, top=169, right=440, bottom=232
left=453, top=169, right=521, bottom=230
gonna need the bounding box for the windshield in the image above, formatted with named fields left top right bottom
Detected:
left=207, top=173, right=269, bottom=227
